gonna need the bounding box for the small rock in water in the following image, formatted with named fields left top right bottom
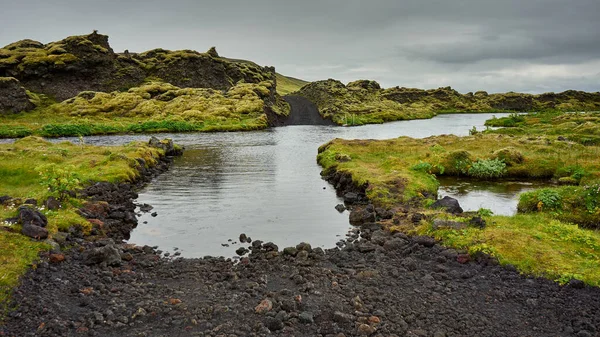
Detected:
left=335, top=204, right=346, bottom=212
left=236, top=247, right=249, bottom=256
left=239, top=233, right=248, bottom=242
left=150, top=212, right=158, bottom=217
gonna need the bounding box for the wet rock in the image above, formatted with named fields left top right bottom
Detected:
left=21, top=224, right=48, bottom=240
left=335, top=204, right=346, bottom=212
left=343, top=192, right=359, bottom=204
left=263, top=242, right=278, bottom=252
left=83, top=245, right=121, bottom=266
left=235, top=247, right=249, bottom=256
left=239, top=233, right=248, bottom=243
left=138, top=203, right=153, bottom=212
left=17, top=205, right=48, bottom=227
left=349, top=208, right=376, bottom=225
left=251, top=240, right=263, bottom=249
left=431, top=196, right=463, bottom=214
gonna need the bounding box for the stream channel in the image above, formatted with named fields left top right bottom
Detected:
left=43, top=113, right=551, bottom=257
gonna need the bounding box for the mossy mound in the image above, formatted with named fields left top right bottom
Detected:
left=298, top=79, right=600, bottom=126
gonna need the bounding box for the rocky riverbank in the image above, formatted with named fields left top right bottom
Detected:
left=2, top=149, right=600, bottom=336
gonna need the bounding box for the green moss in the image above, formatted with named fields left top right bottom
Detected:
left=275, top=73, right=309, bottom=95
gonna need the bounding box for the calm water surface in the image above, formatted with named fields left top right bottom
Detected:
left=13, top=113, right=518, bottom=257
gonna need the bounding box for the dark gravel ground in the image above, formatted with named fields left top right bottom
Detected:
left=2, top=225, right=600, bottom=337
left=2, top=151, right=600, bottom=337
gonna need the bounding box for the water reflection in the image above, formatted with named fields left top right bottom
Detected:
left=437, top=176, right=553, bottom=216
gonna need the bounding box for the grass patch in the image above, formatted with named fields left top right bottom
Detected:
left=0, top=81, right=279, bottom=138
left=416, top=214, right=600, bottom=286
left=0, top=136, right=166, bottom=316
left=276, top=73, right=309, bottom=95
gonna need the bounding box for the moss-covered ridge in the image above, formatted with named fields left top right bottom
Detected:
left=317, top=133, right=600, bottom=285
left=0, top=80, right=290, bottom=138
left=298, top=79, right=600, bottom=125
left=0, top=32, right=282, bottom=102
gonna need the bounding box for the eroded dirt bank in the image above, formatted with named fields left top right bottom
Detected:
left=1, top=156, right=600, bottom=337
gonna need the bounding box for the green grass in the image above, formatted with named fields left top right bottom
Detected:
left=0, top=136, right=166, bottom=316
left=275, top=73, right=309, bottom=95
left=317, top=131, right=600, bottom=285
left=417, top=214, right=600, bottom=286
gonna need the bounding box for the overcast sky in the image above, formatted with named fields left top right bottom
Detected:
left=2, top=0, right=599, bottom=93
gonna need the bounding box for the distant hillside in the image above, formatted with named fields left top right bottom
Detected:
left=297, top=79, right=600, bottom=125
left=275, top=73, right=309, bottom=95
left=220, top=57, right=309, bottom=95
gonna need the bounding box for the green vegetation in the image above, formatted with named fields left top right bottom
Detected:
left=0, top=80, right=289, bottom=138
left=0, top=137, right=165, bottom=313
left=298, top=79, right=600, bottom=126
left=275, top=73, right=309, bottom=95
left=317, top=131, right=600, bottom=285
left=486, top=111, right=600, bottom=146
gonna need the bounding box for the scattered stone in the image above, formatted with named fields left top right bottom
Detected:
left=24, top=198, right=37, bottom=206
left=335, top=204, right=346, bottom=212
left=349, top=208, right=376, bottom=225
left=239, top=233, right=248, bottom=243
left=255, top=299, right=273, bottom=314
left=0, top=196, right=12, bottom=205
left=265, top=317, right=284, bottom=331
left=263, top=242, right=278, bottom=252
left=138, top=203, right=153, bottom=212
left=150, top=212, right=158, bottom=217
left=296, top=242, right=312, bottom=252
left=357, top=323, right=376, bottom=335
left=414, top=236, right=436, bottom=247
left=343, top=192, right=359, bottom=204
left=299, top=311, right=314, bottom=324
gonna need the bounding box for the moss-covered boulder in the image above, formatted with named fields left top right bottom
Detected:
left=0, top=77, right=34, bottom=114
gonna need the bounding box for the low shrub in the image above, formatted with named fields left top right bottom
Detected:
left=468, top=158, right=507, bottom=179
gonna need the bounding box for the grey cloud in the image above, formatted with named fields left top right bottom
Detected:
left=0, top=0, right=598, bottom=93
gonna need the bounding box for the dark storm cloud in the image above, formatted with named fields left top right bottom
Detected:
left=1, top=0, right=599, bottom=93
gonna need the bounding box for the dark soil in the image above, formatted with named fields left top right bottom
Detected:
left=282, top=96, right=335, bottom=126
left=2, top=151, right=600, bottom=337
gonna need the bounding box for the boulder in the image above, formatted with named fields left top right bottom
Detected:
left=430, top=196, right=463, bottom=214
left=0, top=77, right=34, bottom=114
left=17, top=206, right=48, bottom=227
left=83, top=244, right=122, bottom=266
left=349, top=208, right=376, bottom=225
left=21, top=224, right=48, bottom=240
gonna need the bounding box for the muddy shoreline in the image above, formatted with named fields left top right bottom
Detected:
left=2, top=152, right=600, bottom=337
